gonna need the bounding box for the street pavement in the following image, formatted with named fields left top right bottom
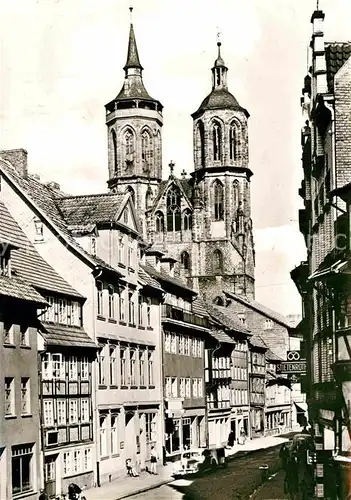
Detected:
left=132, top=484, right=183, bottom=499
left=251, top=469, right=289, bottom=499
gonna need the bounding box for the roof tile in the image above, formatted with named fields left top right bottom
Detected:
left=325, top=42, right=351, bottom=92
left=206, top=303, right=251, bottom=335
left=0, top=275, right=48, bottom=306
left=40, top=323, right=97, bottom=348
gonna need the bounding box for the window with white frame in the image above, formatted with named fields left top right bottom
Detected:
left=192, top=378, right=198, bottom=398
left=130, top=349, right=136, bottom=385
left=12, top=444, right=33, bottom=495
left=98, top=350, right=106, bottom=386
left=108, top=285, right=115, bottom=319
left=109, top=346, right=117, bottom=386
left=145, top=412, right=157, bottom=443
left=119, top=289, right=125, bottom=322
left=57, top=400, right=66, bottom=425
left=69, top=356, right=77, bottom=380
left=138, top=295, right=144, bottom=325
left=146, top=298, right=151, bottom=327
left=148, top=350, right=154, bottom=386
left=97, top=281, right=104, bottom=316
left=43, top=297, right=81, bottom=326
left=198, top=378, right=203, bottom=397
left=127, top=237, right=134, bottom=268
left=43, top=400, right=54, bottom=426
left=128, top=291, right=135, bottom=324
left=81, top=357, right=89, bottom=380
left=139, top=350, right=146, bottom=386
left=191, top=338, right=197, bottom=357
left=63, top=451, right=71, bottom=476
left=5, top=377, right=15, bottom=416
left=72, top=450, right=81, bottom=474
left=118, top=235, right=125, bottom=264
left=58, top=298, right=67, bottom=324
left=179, top=335, right=185, bottom=355
left=264, top=319, right=273, bottom=330
left=83, top=448, right=92, bottom=471
left=120, top=348, right=127, bottom=386
left=180, top=378, right=185, bottom=398
left=81, top=399, right=90, bottom=423
left=69, top=399, right=78, bottom=424
left=196, top=338, right=202, bottom=358
left=184, top=336, right=190, bottom=356
left=165, top=332, right=171, bottom=352
left=99, top=414, right=108, bottom=457
left=53, top=353, right=65, bottom=379
left=20, top=378, right=30, bottom=415
left=111, top=414, right=119, bottom=455
left=185, top=378, right=191, bottom=398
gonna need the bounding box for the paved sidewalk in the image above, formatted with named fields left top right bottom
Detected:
left=83, top=434, right=290, bottom=500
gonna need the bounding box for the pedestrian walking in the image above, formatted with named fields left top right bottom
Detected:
left=150, top=445, right=158, bottom=474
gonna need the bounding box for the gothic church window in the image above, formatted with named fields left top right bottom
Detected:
left=111, top=129, right=118, bottom=173
left=229, top=123, right=237, bottom=161
left=126, top=186, right=135, bottom=204
left=212, top=121, right=222, bottom=161
left=155, top=211, right=164, bottom=232
left=146, top=187, right=153, bottom=208
left=196, top=122, right=205, bottom=167
left=213, top=249, right=223, bottom=273
left=166, top=187, right=181, bottom=232
left=142, top=130, right=152, bottom=165
left=183, top=209, right=192, bottom=231
left=181, top=251, right=190, bottom=271
left=213, top=180, right=224, bottom=221
left=233, top=180, right=239, bottom=207
left=124, top=129, right=135, bottom=168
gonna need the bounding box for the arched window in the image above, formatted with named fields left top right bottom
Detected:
left=229, top=123, right=237, bottom=161
left=111, top=129, right=118, bottom=173
left=183, top=209, right=192, bottom=231
left=142, top=130, right=152, bottom=164
left=181, top=251, right=190, bottom=271
left=96, top=280, right=103, bottom=316
left=108, top=285, right=115, bottom=319
left=166, top=187, right=181, bottom=232
left=146, top=187, right=153, bottom=208
left=126, top=186, right=135, bottom=204
left=213, top=249, right=223, bottom=273
left=124, top=129, right=135, bottom=167
left=196, top=122, right=205, bottom=167
left=213, top=180, right=224, bottom=221
left=212, top=121, right=222, bottom=161
left=155, top=211, right=164, bottom=232
left=233, top=180, right=239, bottom=207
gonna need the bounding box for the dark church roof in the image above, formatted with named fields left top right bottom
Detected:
left=325, top=42, right=351, bottom=92
left=192, top=88, right=249, bottom=119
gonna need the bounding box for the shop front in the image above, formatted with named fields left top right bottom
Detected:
left=165, top=400, right=205, bottom=457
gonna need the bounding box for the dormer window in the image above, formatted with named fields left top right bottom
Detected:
left=34, top=218, right=44, bottom=242
left=0, top=244, right=11, bottom=277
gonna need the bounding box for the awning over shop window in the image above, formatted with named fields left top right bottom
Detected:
left=308, top=260, right=350, bottom=282
left=294, top=402, right=308, bottom=413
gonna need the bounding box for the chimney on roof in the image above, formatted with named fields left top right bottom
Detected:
left=160, top=255, right=177, bottom=277
left=0, top=149, right=28, bottom=178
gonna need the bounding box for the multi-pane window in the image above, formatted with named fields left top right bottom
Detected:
left=127, top=237, right=134, bottom=268
left=213, top=180, right=224, bottom=220
left=42, top=353, right=65, bottom=380
left=43, top=400, right=54, bottom=426
left=139, top=350, right=146, bottom=386
left=99, top=414, right=108, bottom=457
left=109, top=347, right=117, bottom=386
left=81, top=399, right=90, bottom=423
left=120, top=349, right=126, bottom=386
left=179, top=335, right=185, bottom=355
left=170, top=333, right=176, bottom=353
left=180, top=378, right=185, bottom=398
left=138, top=295, right=144, bottom=325
left=229, top=123, right=237, bottom=160
left=98, top=351, right=106, bottom=386
left=145, top=412, right=157, bottom=443
left=97, top=281, right=104, bottom=316
left=183, top=210, right=192, bottom=231
left=81, top=357, right=89, bottom=380
left=165, top=377, right=178, bottom=398
left=108, top=286, right=115, bottom=319
left=166, top=187, right=181, bottom=232
left=12, top=445, right=33, bottom=495
left=5, top=377, right=15, bottom=416
left=63, top=452, right=71, bottom=476
left=72, top=450, right=81, bottom=474
left=184, top=336, right=191, bottom=356
left=84, top=448, right=92, bottom=471
left=148, top=351, right=154, bottom=386
left=165, top=332, right=171, bottom=352
left=111, top=414, right=119, bottom=455
left=197, top=378, right=203, bottom=397
left=58, top=299, right=67, bottom=324
left=130, top=350, right=137, bottom=386
left=57, top=400, right=66, bottom=425
left=212, top=122, right=222, bottom=161
left=69, top=356, right=77, bottom=380
left=264, top=319, right=273, bottom=330
left=128, top=291, right=135, bottom=324
left=155, top=211, right=164, bottom=232
left=185, top=378, right=191, bottom=398
left=192, top=378, right=198, bottom=398
left=119, top=290, right=125, bottom=322
left=20, top=378, right=30, bottom=415
left=69, top=400, right=78, bottom=424
left=142, top=130, right=152, bottom=164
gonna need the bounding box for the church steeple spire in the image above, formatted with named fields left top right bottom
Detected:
left=124, top=7, right=143, bottom=73
left=212, top=37, right=228, bottom=90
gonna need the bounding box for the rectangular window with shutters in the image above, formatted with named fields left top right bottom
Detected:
left=69, top=356, right=77, bottom=380
left=69, top=400, right=78, bottom=424
left=81, top=357, right=89, bottom=380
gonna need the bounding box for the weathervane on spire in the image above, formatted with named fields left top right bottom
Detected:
left=169, top=161, right=175, bottom=176
left=129, top=5, right=133, bottom=23
left=216, top=28, right=222, bottom=47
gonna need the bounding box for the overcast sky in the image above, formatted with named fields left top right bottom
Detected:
left=1, top=0, right=351, bottom=315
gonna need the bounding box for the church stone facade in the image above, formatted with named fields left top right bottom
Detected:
left=106, top=17, right=255, bottom=304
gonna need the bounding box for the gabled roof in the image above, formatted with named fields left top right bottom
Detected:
left=138, top=266, right=164, bottom=293
left=59, top=193, right=126, bottom=227
left=206, top=303, right=251, bottom=335
left=40, top=323, right=97, bottom=349
left=265, top=349, right=284, bottom=362
left=208, top=329, right=235, bottom=345
left=224, top=291, right=292, bottom=329
left=140, top=263, right=197, bottom=296
left=325, top=42, right=351, bottom=92
left=192, top=297, right=210, bottom=318
left=150, top=176, right=193, bottom=213
left=249, top=334, right=268, bottom=350
left=0, top=275, right=48, bottom=306
left=0, top=159, right=122, bottom=277
left=0, top=200, right=83, bottom=298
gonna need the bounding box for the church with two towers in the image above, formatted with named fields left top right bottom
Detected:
left=104, top=12, right=255, bottom=304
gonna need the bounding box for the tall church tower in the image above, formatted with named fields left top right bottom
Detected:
left=105, top=8, right=163, bottom=231
left=190, top=40, right=255, bottom=301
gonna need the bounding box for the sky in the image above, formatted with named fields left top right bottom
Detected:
left=1, top=0, right=351, bottom=316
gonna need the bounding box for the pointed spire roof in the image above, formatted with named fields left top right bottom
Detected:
left=124, top=16, right=143, bottom=71
left=214, top=41, right=226, bottom=68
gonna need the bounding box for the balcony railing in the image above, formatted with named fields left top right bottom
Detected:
left=162, top=304, right=209, bottom=328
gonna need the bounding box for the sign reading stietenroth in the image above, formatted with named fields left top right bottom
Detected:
left=276, top=351, right=307, bottom=374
